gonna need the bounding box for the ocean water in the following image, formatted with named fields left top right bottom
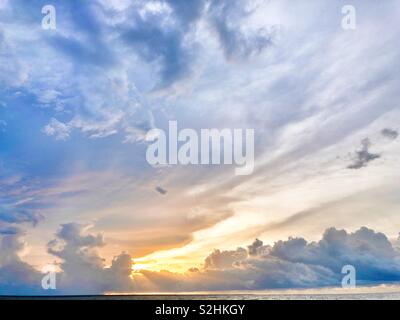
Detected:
left=4, top=286, right=400, bottom=300
left=100, top=292, right=400, bottom=300
left=5, top=292, right=400, bottom=300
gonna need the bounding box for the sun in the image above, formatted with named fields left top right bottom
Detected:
left=132, top=263, right=149, bottom=272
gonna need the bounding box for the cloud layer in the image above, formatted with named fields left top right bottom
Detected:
left=1, top=0, right=400, bottom=295
left=1, top=224, right=400, bottom=294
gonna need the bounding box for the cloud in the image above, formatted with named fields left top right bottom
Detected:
left=0, top=226, right=20, bottom=235
left=347, top=138, right=381, bottom=169
left=1, top=0, right=400, bottom=296
left=207, top=0, right=276, bottom=60
left=204, top=247, right=248, bottom=270
left=1, top=224, right=400, bottom=294
left=247, top=238, right=264, bottom=256
left=0, top=229, right=44, bottom=295
left=166, top=0, right=205, bottom=28
left=120, top=9, right=196, bottom=88
left=0, top=205, right=43, bottom=226
left=46, top=33, right=116, bottom=69
left=381, top=128, right=398, bottom=140
left=155, top=186, right=167, bottom=195
left=269, top=227, right=400, bottom=281
left=42, top=118, right=71, bottom=141
left=47, top=223, right=135, bottom=294
left=0, top=30, right=28, bottom=87
left=1, top=0, right=277, bottom=148
left=140, top=227, right=400, bottom=291
left=0, top=222, right=135, bottom=295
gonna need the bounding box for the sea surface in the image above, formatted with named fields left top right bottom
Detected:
left=3, top=285, right=400, bottom=300
left=3, top=292, right=400, bottom=300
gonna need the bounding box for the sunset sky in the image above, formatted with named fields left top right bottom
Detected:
left=1, top=0, right=400, bottom=294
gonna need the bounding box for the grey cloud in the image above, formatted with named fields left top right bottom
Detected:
left=0, top=223, right=126, bottom=295
left=0, top=206, right=43, bottom=226
left=204, top=247, right=248, bottom=270
left=270, top=227, right=400, bottom=282
left=155, top=186, right=168, bottom=195
left=2, top=225, right=400, bottom=294
left=247, top=238, right=265, bottom=256
left=121, top=0, right=275, bottom=87
left=208, top=0, right=275, bottom=60
left=121, top=10, right=195, bottom=89
left=0, top=229, right=43, bottom=295
left=166, top=0, right=205, bottom=29
left=381, top=128, right=398, bottom=140
left=2, top=0, right=279, bottom=146
left=347, top=138, right=380, bottom=169
left=47, top=223, right=134, bottom=294
left=142, top=227, right=400, bottom=291
left=0, top=226, right=20, bottom=235
left=45, top=0, right=117, bottom=68
left=52, top=223, right=105, bottom=249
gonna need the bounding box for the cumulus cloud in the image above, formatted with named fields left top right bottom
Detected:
left=141, top=227, right=400, bottom=291
left=204, top=247, right=247, bottom=270
left=47, top=223, right=135, bottom=294
left=0, top=228, right=43, bottom=295
left=347, top=138, right=381, bottom=169
left=247, top=238, right=265, bottom=256
left=269, top=227, right=400, bottom=282
left=0, top=222, right=136, bottom=295
left=381, top=128, right=398, bottom=140
left=1, top=224, right=400, bottom=294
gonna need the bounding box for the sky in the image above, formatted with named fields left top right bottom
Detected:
left=1, top=0, right=400, bottom=295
